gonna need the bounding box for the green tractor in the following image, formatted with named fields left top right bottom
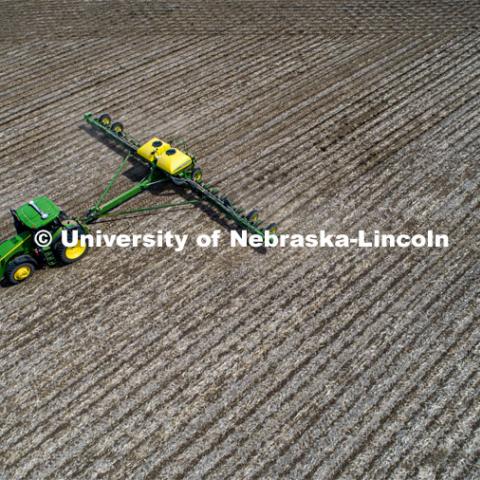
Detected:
left=0, top=196, right=89, bottom=285
left=1, top=112, right=279, bottom=287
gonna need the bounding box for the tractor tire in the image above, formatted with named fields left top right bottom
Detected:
left=5, top=255, right=36, bottom=285
left=99, top=113, right=112, bottom=127
left=54, top=227, right=89, bottom=265
left=112, top=122, right=124, bottom=135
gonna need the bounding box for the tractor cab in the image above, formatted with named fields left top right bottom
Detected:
left=13, top=196, right=63, bottom=232
left=136, top=137, right=193, bottom=175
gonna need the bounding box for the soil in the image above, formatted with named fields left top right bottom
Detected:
left=0, top=2, right=479, bottom=479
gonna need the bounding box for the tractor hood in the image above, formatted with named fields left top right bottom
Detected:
left=15, top=196, right=61, bottom=229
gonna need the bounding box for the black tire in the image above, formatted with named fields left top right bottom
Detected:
left=54, top=227, right=89, bottom=265
left=98, top=113, right=112, bottom=127
left=221, top=196, right=232, bottom=207
left=5, top=255, right=36, bottom=285
left=265, top=223, right=279, bottom=235
left=111, top=121, right=124, bottom=135
left=246, top=209, right=260, bottom=223
left=191, top=167, right=203, bottom=183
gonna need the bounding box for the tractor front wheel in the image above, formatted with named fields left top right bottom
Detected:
left=54, top=228, right=89, bottom=265
left=5, top=255, right=36, bottom=285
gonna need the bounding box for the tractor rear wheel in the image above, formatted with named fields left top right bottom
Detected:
left=99, top=113, right=112, bottom=127
left=6, top=255, right=36, bottom=285
left=54, top=228, right=89, bottom=265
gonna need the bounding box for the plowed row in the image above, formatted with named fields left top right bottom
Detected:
left=1, top=2, right=479, bottom=479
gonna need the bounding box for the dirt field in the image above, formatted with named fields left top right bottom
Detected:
left=1, top=2, right=479, bottom=479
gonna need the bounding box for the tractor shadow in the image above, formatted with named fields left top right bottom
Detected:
left=80, top=125, right=267, bottom=255
left=1, top=278, right=13, bottom=288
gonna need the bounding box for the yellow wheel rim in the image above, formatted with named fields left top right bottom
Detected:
left=13, top=265, right=32, bottom=281
left=101, top=118, right=110, bottom=126
left=65, top=244, right=87, bottom=260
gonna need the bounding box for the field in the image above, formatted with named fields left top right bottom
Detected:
left=0, top=1, right=479, bottom=479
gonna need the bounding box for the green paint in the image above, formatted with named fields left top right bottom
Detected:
left=15, top=196, right=61, bottom=229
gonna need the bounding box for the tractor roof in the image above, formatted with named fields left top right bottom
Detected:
left=15, top=196, right=61, bottom=229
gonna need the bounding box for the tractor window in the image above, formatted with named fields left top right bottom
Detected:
left=166, top=149, right=176, bottom=156
left=152, top=141, right=163, bottom=148
left=11, top=210, right=28, bottom=234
